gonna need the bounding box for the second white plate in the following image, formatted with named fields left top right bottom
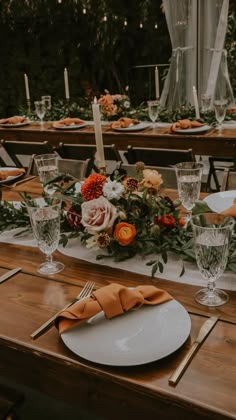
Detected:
left=175, top=125, right=211, bottom=134
left=112, top=122, right=151, bottom=132
left=61, top=299, right=191, bottom=366
left=204, top=190, right=236, bottom=213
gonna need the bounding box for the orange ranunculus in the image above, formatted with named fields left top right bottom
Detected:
left=114, top=222, right=137, bottom=246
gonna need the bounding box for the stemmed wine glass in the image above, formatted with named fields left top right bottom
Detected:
left=34, top=100, right=46, bottom=128
left=191, top=213, right=234, bottom=306
left=175, top=162, right=203, bottom=223
left=147, top=100, right=160, bottom=128
left=201, top=94, right=212, bottom=113
left=26, top=197, right=65, bottom=275
left=34, top=153, right=59, bottom=195
left=214, top=99, right=228, bottom=135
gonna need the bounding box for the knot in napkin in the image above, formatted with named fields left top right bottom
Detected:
left=56, top=283, right=173, bottom=334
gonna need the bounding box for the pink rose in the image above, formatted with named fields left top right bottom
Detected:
left=81, top=196, right=117, bottom=234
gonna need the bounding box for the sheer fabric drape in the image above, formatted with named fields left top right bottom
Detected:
left=161, top=0, right=234, bottom=109
left=160, top=0, right=197, bottom=109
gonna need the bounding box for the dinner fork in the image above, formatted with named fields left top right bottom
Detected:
left=31, top=280, right=95, bottom=340
left=2, top=175, right=36, bottom=189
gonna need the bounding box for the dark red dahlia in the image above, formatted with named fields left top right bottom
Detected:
left=67, top=207, right=82, bottom=229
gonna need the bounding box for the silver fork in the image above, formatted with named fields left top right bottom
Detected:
left=31, top=281, right=95, bottom=340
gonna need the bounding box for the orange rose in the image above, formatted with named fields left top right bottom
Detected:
left=114, top=222, right=137, bottom=246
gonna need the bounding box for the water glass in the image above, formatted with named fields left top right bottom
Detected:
left=175, top=162, right=203, bottom=222
left=34, top=153, right=59, bottom=195
left=191, top=213, right=234, bottom=306
left=214, top=99, right=228, bottom=135
left=201, top=94, right=212, bottom=113
left=147, top=100, right=160, bottom=128
left=34, top=100, right=46, bottom=127
left=26, top=197, right=65, bottom=275
left=41, top=95, right=51, bottom=110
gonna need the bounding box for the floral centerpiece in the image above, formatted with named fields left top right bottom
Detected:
left=98, top=89, right=130, bottom=120
left=1, top=163, right=236, bottom=277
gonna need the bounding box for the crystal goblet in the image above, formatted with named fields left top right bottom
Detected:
left=214, top=99, right=228, bottom=136
left=34, top=153, right=59, bottom=195
left=34, top=100, right=46, bottom=128
left=175, top=162, right=203, bottom=223
left=147, top=100, right=160, bottom=128
left=191, top=213, right=234, bottom=306
left=26, top=197, right=65, bottom=275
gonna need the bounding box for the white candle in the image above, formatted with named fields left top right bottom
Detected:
left=92, top=97, right=105, bottom=169
left=155, top=66, right=160, bottom=99
left=24, top=73, right=30, bottom=100
left=193, top=86, right=200, bottom=119
left=64, top=68, right=70, bottom=100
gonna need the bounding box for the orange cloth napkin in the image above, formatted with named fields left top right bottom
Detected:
left=221, top=198, right=236, bottom=217
left=56, top=283, right=173, bottom=334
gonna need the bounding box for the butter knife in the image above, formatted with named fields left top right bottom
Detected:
left=169, top=315, right=219, bottom=386
left=0, top=267, right=22, bottom=284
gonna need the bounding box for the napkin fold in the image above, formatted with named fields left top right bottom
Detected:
left=56, top=283, right=173, bottom=334
left=221, top=198, right=236, bottom=217
left=169, top=119, right=204, bottom=133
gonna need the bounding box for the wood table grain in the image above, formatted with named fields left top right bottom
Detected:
left=1, top=122, right=236, bottom=169
left=1, top=181, right=236, bottom=420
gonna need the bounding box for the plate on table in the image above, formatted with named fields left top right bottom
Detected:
left=61, top=299, right=191, bottom=366
left=112, top=122, right=151, bottom=132
left=53, top=122, right=87, bottom=130
left=204, top=190, right=236, bottom=213
left=175, top=125, right=211, bottom=135
left=0, top=167, right=25, bottom=185
left=0, top=120, right=31, bottom=128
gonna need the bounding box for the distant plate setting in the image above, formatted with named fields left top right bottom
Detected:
left=0, top=167, right=25, bottom=185
left=112, top=122, right=151, bottom=132
left=0, top=120, right=31, bottom=128
left=53, top=122, right=87, bottom=130
left=175, top=125, right=211, bottom=134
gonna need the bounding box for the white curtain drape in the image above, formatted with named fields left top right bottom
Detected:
left=199, top=0, right=234, bottom=106
left=161, top=0, right=234, bottom=109
left=160, top=0, right=198, bottom=109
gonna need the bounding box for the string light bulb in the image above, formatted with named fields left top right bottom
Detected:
left=58, top=0, right=62, bottom=3
left=139, top=22, right=143, bottom=29
left=154, top=23, right=158, bottom=29
left=124, top=18, right=128, bottom=26
left=103, top=15, right=107, bottom=22
left=82, top=7, right=87, bottom=14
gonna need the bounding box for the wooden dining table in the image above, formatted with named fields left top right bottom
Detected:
left=1, top=178, right=236, bottom=420
left=1, top=122, right=236, bottom=169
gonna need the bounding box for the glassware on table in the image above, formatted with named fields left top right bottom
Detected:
left=201, top=94, right=212, bottom=113
left=147, top=100, right=160, bottom=128
left=191, top=213, right=234, bottom=307
left=34, top=100, right=46, bottom=127
left=34, top=153, right=59, bottom=195
left=26, top=197, right=65, bottom=275
left=175, top=162, right=203, bottom=223
left=214, top=99, right=228, bottom=135
left=41, top=95, right=51, bottom=110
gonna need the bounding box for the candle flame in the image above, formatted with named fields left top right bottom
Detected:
left=94, top=96, right=97, bottom=104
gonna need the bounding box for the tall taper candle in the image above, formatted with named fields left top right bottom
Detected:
left=155, top=66, right=160, bottom=99
left=193, top=86, right=200, bottom=119
left=24, top=73, right=30, bottom=101
left=92, top=97, right=105, bottom=169
left=64, top=68, right=70, bottom=100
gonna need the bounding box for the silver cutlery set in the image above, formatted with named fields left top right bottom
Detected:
left=0, top=267, right=219, bottom=385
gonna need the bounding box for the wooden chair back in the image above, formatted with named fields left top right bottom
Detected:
left=57, top=143, right=121, bottom=176
left=125, top=146, right=194, bottom=167
left=0, top=140, right=54, bottom=174
left=206, top=157, right=234, bottom=192
left=119, top=163, right=178, bottom=189
left=58, top=158, right=90, bottom=180
left=220, top=169, right=236, bottom=191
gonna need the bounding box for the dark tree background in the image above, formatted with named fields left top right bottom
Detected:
left=0, top=0, right=235, bottom=116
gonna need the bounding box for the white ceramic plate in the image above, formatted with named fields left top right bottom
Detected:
left=204, top=190, right=236, bottom=213
left=175, top=125, right=211, bottom=134
left=61, top=299, right=191, bottom=366
left=53, top=122, right=87, bottom=130
left=0, top=120, right=31, bottom=128
left=0, top=167, right=25, bottom=185
left=112, top=122, right=151, bottom=132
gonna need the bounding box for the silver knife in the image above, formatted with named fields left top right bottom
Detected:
left=169, top=315, right=219, bottom=386
left=0, top=267, right=22, bottom=284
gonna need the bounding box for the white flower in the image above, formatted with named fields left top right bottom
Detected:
left=85, top=235, right=99, bottom=250
left=123, top=100, right=130, bottom=109
left=103, top=178, right=125, bottom=200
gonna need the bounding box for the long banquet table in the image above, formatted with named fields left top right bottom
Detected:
left=1, top=179, right=236, bottom=419
left=1, top=122, right=236, bottom=169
